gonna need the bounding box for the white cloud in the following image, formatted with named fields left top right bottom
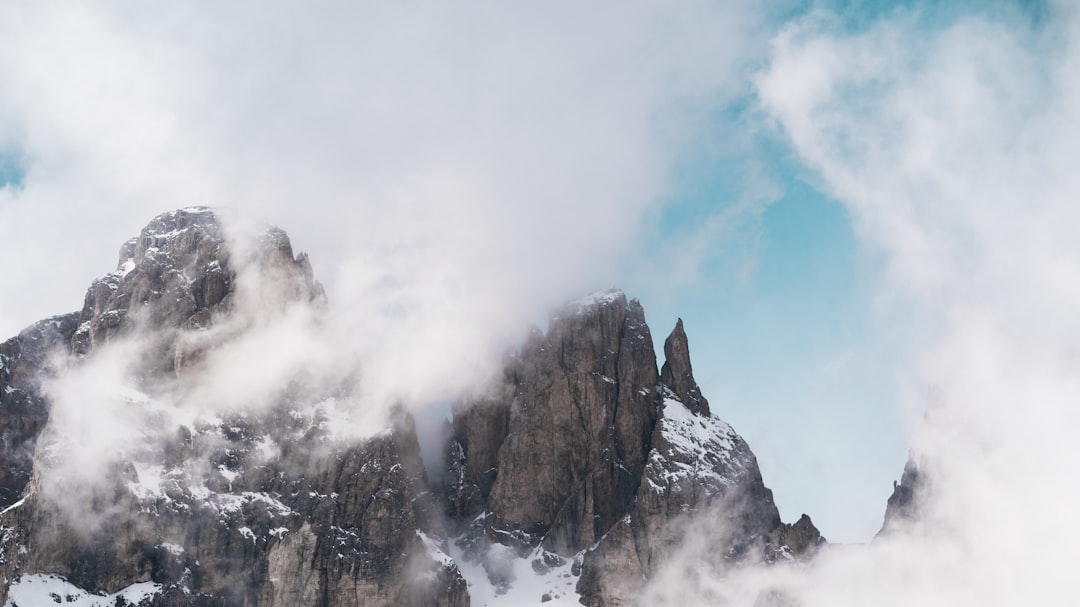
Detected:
left=0, top=0, right=763, bottom=343
left=643, top=4, right=1080, bottom=605
left=0, top=2, right=777, bottom=446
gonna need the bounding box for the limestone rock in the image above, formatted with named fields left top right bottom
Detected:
left=660, top=318, right=709, bottom=416
left=452, top=290, right=659, bottom=556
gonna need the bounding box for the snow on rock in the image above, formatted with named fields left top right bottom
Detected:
left=556, top=289, right=626, bottom=317
left=159, top=542, right=184, bottom=556
left=0, top=499, right=25, bottom=517
left=646, top=388, right=748, bottom=493
left=128, top=463, right=165, bottom=500
left=206, top=492, right=294, bottom=518
left=5, top=574, right=161, bottom=607
left=417, top=531, right=454, bottom=568
left=448, top=537, right=582, bottom=607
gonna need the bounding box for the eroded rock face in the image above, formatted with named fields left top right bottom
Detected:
left=0, top=208, right=467, bottom=607
left=444, top=301, right=823, bottom=606
left=445, top=291, right=660, bottom=558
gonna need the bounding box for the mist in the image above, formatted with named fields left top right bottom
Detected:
left=637, top=3, right=1080, bottom=605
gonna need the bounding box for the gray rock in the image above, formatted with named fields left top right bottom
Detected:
left=660, top=318, right=709, bottom=417
left=456, top=290, right=659, bottom=556
left=444, top=302, right=821, bottom=606
left=0, top=208, right=835, bottom=607
left=0, top=313, right=79, bottom=508
left=878, top=456, right=922, bottom=537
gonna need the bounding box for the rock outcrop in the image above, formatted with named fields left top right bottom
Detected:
left=442, top=292, right=822, bottom=606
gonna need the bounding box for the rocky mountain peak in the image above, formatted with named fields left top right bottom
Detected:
left=0, top=208, right=466, bottom=607
left=71, top=207, right=325, bottom=374
left=0, top=208, right=844, bottom=607
left=660, top=317, right=710, bottom=417
left=878, top=455, right=923, bottom=537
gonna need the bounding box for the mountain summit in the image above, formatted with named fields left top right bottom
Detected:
left=0, top=210, right=829, bottom=606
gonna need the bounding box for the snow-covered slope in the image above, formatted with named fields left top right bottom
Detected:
left=5, top=574, right=160, bottom=607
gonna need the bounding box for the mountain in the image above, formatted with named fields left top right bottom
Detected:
left=0, top=208, right=831, bottom=606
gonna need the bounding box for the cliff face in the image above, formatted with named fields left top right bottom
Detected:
left=443, top=294, right=822, bottom=606
left=0, top=314, right=80, bottom=509
left=0, top=208, right=826, bottom=607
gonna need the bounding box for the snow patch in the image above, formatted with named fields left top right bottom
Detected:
left=208, top=492, right=294, bottom=518
left=417, top=531, right=454, bottom=568
left=217, top=465, right=238, bottom=483
left=5, top=574, right=161, bottom=607
left=560, top=289, right=624, bottom=316
left=0, top=498, right=26, bottom=516
left=113, top=258, right=136, bottom=278
left=648, top=390, right=744, bottom=490
left=160, top=542, right=184, bottom=556
left=128, top=463, right=165, bottom=500
left=448, top=538, right=582, bottom=606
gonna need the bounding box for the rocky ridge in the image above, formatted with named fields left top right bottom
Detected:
left=0, top=208, right=917, bottom=607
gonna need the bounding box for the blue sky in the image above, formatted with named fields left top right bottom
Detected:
left=612, top=0, right=1058, bottom=542
left=624, top=111, right=908, bottom=540
left=0, top=153, right=22, bottom=189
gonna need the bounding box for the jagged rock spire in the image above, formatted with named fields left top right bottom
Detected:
left=660, top=317, right=710, bottom=416
left=878, top=455, right=923, bottom=537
